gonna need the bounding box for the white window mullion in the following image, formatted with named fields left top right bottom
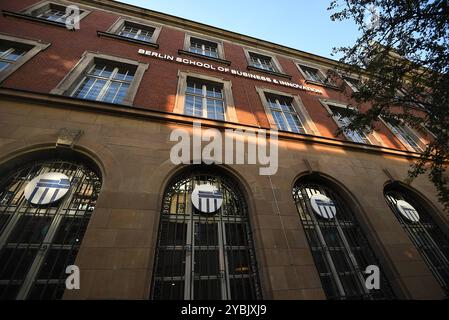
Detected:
left=0, top=48, right=14, bottom=60
left=202, top=84, right=208, bottom=118
left=71, top=64, right=96, bottom=98
left=135, top=29, right=142, bottom=40
left=97, top=67, right=118, bottom=101
left=97, top=65, right=107, bottom=77
left=201, top=44, right=206, bottom=56
left=97, top=79, right=112, bottom=102
left=37, top=9, right=50, bottom=19
left=277, top=99, right=291, bottom=132
left=80, top=77, right=98, bottom=99
left=58, top=11, right=71, bottom=22
left=111, top=82, right=124, bottom=104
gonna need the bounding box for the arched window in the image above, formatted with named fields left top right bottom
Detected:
left=293, top=176, right=395, bottom=299
left=385, top=185, right=449, bottom=295
left=0, top=157, right=102, bottom=300
left=151, top=168, right=261, bottom=300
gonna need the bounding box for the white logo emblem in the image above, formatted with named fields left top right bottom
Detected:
left=310, top=194, right=337, bottom=219
left=396, top=200, right=420, bottom=222
left=191, top=184, right=223, bottom=214
left=24, top=173, right=71, bottom=205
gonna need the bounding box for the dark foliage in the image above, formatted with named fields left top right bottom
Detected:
left=328, top=0, right=449, bottom=211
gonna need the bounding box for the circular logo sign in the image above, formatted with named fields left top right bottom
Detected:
left=396, top=200, right=420, bottom=222
left=24, top=172, right=71, bottom=205
left=310, top=194, right=337, bottom=219
left=191, top=184, right=223, bottom=214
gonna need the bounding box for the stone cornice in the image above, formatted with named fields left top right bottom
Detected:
left=0, top=87, right=427, bottom=162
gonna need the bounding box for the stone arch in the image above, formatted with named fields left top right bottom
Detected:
left=149, top=164, right=262, bottom=300
left=384, top=181, right=449, bottom=295
left=0, top=146, right=104, bottom=299
left=291, top=171, right=397, bottom=299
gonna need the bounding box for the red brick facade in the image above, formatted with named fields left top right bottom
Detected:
left=0, top=0, right=447, bottom=300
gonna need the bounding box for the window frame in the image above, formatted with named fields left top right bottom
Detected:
left=395, top=87, right=428, bottom=110
left=248, top=52, right=277, bottom=72
left=105, top=17, right=162, bottom=45
left=256, top=87, right=319, bottom=135
left=184, top=79, right=225, bottom=121
left=18, top=0, right=91, bottom=27
left=243, top=48, right=291, bottom=79
left=70, top=63, right=136, bottom=105
left=183, top=34, right=225, bottom=60
left=342, top=75, right=362, bottom=93
left=173, top=71, right=238, bottom=122
left=50, top=51, right=148, bottom=106
left=320, top=99, right=386, bottom=146
left=379, top=116, right=428, bottom=153
left=0, top=33, right=51, bottom=84
left=296, top=60, right=337, bottom=88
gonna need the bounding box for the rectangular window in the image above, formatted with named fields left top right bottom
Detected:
left=118, top=22, right=155, bottom=43
left=265, top=93, right=305, bottom=133
left=329, top=105, right=371, bottom=144
left=30, top=3, right=73, bottom=23
left=7, top=2, right=90, bottom=30
left=184, top=78, right=225, bottom=121
left=299, top=65, right=326, bottom=83
left=189, top=37, right=219, bottom=58
left=249, top=52, right=276, bottom=72
left=343, top=77, right=361, bottom=92
left=395, top=88, right=427, bottom=109
left=0, top=44, right=28, bottom=73
left=72, top=62, right=136, bottom=104
left=387, top=120, right=425, bottom=152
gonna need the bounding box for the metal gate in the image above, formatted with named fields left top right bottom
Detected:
left=385, top=188, right=449, bottom=295
left=293, top=179, right=395, bottom=299
left=151, top=171, right=261, bottom=300
left=0, top=159, right=101, bottom=300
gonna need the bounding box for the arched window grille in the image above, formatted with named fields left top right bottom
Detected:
left=293, top=178, right=395, bottom=299
left=0, top=159, right=102, bottom=300
left=385, top=187, right=449, bottom=295
left=151, top=169, right=261, bottom=300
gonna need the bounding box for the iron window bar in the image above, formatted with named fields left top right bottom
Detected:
left=0, top=160, right=101, bottom=300
left=385, top=190, right=449, bottom=295
left=151, top=171, right=261, bottom=300
left=293, top=181, right=396, bottom=300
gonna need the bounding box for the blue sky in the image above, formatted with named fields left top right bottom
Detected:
left=119, top=0, right=360, bottom=60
